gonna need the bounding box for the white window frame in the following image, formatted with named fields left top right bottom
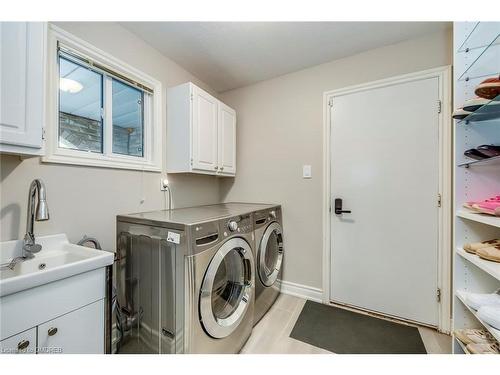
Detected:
left=43, top=25, right=162, bottom=172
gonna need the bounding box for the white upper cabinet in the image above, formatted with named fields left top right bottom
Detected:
left=217, top=102, right=236, bottom=175
left=192, top=85, right=219, bottom=172
left=167, top=82, right=236, bottom=176
left=0, top=22, right=46, bottom=156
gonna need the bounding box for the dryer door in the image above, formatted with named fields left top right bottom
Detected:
left=258, top=222, right=284, bottom=287
left=200, top=237, right=254, bottom=339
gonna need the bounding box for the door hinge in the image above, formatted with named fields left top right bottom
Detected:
left=437, top=100, right=442, bottom=114
left=190, top=93, right=193, bottom=101
left=437, top=193, right=442, bottom=208
left=437, top=288, right=441, bottom=303
left=42, top=128, right=46, bottom=140
left=328, top=98, right=333, bottom=108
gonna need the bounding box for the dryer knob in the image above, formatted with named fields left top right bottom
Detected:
left=228, top=220, right=238, bottom=232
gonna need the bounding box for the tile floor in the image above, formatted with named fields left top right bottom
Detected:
left=241, top=294, right=452, bottom=354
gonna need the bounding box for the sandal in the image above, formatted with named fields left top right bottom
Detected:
left=463, top=239, right=500, bottom=254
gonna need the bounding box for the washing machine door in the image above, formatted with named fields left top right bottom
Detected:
left=199, top=237, right=254, bottom=339
left=258, top=222, right=284, bottom=287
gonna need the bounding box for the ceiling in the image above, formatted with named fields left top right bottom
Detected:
left=121, top=22, right=450, bottom=92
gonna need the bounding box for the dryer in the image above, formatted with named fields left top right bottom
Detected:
left=112, top=204, right=256, bottom=354
left=253, top=205, right=284, bottom=325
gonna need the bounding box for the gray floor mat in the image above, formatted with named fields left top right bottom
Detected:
left=290, top=300, right=427, bottom=354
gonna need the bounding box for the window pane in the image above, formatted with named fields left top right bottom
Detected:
left=59, top=55, right=103, bottom=153
left=112, top=79, right=144, bottom=157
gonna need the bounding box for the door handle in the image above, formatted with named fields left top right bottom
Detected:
left=334, top=198, right=351, bottom=215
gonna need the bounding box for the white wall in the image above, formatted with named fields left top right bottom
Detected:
left=219, top=29, right=453, bottom=291
left=0, top=22, right=220, bottom=251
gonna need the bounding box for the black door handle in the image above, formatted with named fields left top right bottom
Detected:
left=334, top=198, right=351, bottom=215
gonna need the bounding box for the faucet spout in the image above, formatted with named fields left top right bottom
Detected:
left=23, top=179, right=49, bottom=258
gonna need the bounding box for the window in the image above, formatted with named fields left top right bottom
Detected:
left=44, top=26, right=162, bottom=172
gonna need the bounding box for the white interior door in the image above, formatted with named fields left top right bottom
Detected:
left=191, top=85, right=218, bottom=172
left=218, top=102, right=236, bottom=175
left=329, top=75, right=440, bottom=327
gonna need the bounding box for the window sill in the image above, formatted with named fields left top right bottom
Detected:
left=41, top=153, right=161, bottom=172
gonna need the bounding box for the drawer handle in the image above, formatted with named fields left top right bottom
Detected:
left=48, top=327, right=58, bottom=336
left=17, top=340, right=30, bottom=350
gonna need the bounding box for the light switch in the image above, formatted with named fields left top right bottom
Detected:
left=303, top=165, right=312, bottom=179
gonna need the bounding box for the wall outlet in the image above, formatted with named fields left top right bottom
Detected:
left=160, top=178, right=169, bottom=191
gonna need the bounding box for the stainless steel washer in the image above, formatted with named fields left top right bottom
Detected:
left=253, top=206, right=284, bottom=325
left=113, top=204, right=256, bottom=354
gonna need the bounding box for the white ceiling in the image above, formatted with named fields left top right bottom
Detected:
left=121, top=22, right=450, bottom=92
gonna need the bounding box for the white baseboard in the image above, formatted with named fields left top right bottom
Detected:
left=278, top=280, right=323, bottom=303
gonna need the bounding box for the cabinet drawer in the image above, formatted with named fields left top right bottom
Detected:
left=38, top=300, right=104, bottom=354
left=0, top=327, right=36, bottom=354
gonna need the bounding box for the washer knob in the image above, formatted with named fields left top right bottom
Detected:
left=269, top=210, right=277, bottom=219
left=228, top=220, right=238, bottom=232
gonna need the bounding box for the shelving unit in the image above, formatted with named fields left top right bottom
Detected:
left=456, top=290, right=500, bottom=342
left=458, top=155, right=500, bottom=168
left=452, top=22, right=500, bottom=355
left=456, top=210, right=500, bottom=228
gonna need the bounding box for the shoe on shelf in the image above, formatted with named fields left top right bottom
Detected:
left=463, top=289, right=500, bottom=310
left=464, top=148, right=491, bottom=161
left=476, top=145, right=500, bottom=158
left=475, top=76, right=500, bottom=100
left=463, top=195, right=500, bottom=211
left=466, top=342, right=500, bottom=354
left=463, top=239, right=500, bottom=254
left=463, top=97, right=490, bottom=112
left=452, top=107, right=472, bottom=120
left=477, top=245, right=500, bottom=263
left=477, top=305, right=500, bottom=330
left=472, top=201, right=500, bottom=217
left=455, top=329, right=496, bottom=345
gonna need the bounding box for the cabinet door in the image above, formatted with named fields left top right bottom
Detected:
left=218, top=102, right=236, bottom=175
left=0, top=327, right=36, bottom=354
left=37, top=300, right=104, bottom=354
left=191, top=85, right=218, bottom=172
left=0, top=22, right=45, bottom=151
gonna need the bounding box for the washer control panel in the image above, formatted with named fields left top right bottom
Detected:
left=224, top=215, right=252, bottom=234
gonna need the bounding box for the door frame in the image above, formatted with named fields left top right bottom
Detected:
left=321, top=66, right=452, bottom=333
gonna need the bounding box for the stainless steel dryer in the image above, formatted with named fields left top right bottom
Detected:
left=253, top=205, right=284, bottom=325
left=112, top=204, right=256, bottom=354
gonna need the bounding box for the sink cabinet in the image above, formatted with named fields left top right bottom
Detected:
left=0, top=268, right=106, bottom=354
left=0, top=328, right=36, bottom=354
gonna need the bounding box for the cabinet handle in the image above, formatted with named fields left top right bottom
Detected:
left=48, top=327, right=58, bottom=336
left=17, top=340, right=30, bottom=350
left=214, top=166, right=218, bottom=170
left=220, top=167, right=224, bottom=171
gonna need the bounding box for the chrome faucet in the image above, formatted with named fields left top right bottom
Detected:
left=22, top=179, right=49, bottom=259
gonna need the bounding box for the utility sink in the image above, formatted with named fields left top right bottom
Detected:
left=0, top=234, right=113, bottom=297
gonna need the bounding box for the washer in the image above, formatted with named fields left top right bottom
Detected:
left=253, top=205, right=284, bottom=325
left=113, top=205, right=256, bottom=354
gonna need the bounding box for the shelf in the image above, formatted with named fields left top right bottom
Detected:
left=456, top=94, right=500, bottom=125
left=453, top=336, right=470, bottom=354
left=458, top=22, right=500, bottom=52
left=456, top=290, right=500, bottom=342
left=456, top=247, right=500, bottom=282
left=458, top=155, right=500, bottom=168
left=456, top=210, right=500, bottom=229
left=458, top=33, right=500, bottom=82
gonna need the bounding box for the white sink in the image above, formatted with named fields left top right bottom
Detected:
left=0, top=234, right=113, bottom=297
